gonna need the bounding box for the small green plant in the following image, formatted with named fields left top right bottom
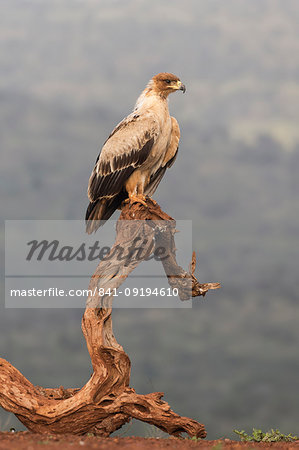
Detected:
left=190, top=435, right=202, bottom=441
left=211, top=443, right=223, bottom=450
left=234, top=428, right=298, bottom=443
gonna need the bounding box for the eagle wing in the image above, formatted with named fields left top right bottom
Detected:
left=145, top=117, right=180, bottom=197
left=88, top=113, right=160, bottom=203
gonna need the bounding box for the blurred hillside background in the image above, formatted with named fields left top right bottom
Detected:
left=1, top=0, right=299, bottom=439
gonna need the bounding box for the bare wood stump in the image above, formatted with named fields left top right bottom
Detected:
left=0, top=199, right=220, bottom=438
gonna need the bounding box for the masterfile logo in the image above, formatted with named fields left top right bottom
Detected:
left=5, top=220, right=192, bottom=309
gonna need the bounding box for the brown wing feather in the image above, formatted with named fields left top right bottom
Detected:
left=86, top=113, right=159, bottom=233
left=88, top=113, right=159, bottom=202
left=145, top=149, right=178, bottom=197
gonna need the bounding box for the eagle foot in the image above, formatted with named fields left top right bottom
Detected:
left=125, top=194, right=148, bottom=208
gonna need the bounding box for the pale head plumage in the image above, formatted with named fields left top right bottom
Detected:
left=146, top=72, right=186, bottom=97
left=134, top=72, right=186, bottom=111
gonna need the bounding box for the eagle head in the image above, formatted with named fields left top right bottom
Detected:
left=150, top=72, right=186, bottom=96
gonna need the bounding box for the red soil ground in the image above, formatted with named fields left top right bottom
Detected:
left=0, top=433, right=299, bottom=450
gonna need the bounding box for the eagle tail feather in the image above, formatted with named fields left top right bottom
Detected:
left=85, top=192, right=126, bottom=234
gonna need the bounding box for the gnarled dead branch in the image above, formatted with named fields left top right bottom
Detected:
left=0, top=199, right=220, bottom=438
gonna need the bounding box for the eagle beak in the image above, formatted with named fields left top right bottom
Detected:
left=177, top=80, right=186, bottom=93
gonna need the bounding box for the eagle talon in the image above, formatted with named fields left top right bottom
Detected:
left=125, top=194, right=148, bottom=207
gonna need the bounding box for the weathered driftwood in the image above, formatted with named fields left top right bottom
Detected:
left=0, top=199, right=220, bottom=438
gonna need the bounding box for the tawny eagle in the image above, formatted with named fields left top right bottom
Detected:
left=85, top=72, right=186, bottom=233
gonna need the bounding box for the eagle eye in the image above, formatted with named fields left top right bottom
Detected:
left=165, top=79, right=171, bottom=84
